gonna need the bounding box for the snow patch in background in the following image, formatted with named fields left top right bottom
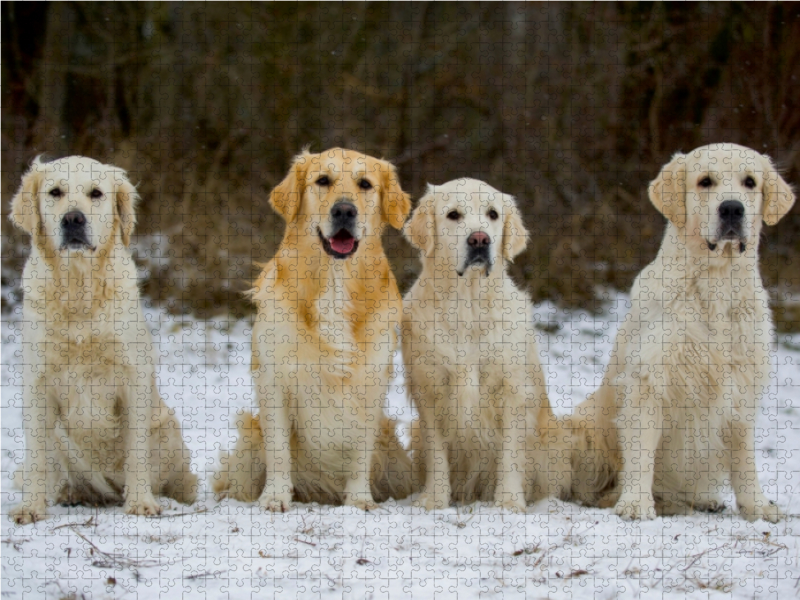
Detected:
left=3, top=295, right=799, bottom=599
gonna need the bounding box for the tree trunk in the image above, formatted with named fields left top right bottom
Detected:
left=33, top=2, right=71, bottom=154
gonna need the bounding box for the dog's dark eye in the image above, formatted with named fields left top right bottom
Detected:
left=487, top=209, right=499, bottom=220
left=447, top=210, right=461, bottom=221
left=49, top=188, right=62, bottom=198
left=89, top=189, right=103, bottom=199
left=743, top=176, right=756, bottom=189
left=358, top=179, right=373, bottom=190
left=698, top=177, right=713, bottom=188
left=316, top=176, right=330, bottom=186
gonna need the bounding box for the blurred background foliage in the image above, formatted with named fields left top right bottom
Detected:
left=2, top=2, right=799, bottom=329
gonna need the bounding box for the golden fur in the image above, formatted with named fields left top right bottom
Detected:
left=403, top=178, right=572, bottom=511
left=8, top=156, right=197, bottom=524
left=213, top=148, right=414, bottom=510
left=567, top=144, right=795, bottom=521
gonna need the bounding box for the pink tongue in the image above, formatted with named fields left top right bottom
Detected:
left=330, top=235, right=355, bottom=254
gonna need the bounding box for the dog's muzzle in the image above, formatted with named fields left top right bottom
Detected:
left=457, top=231, right=492, bottom=276
left=708, top=200, right=747, bottom=253
left=60, top=210, right=94, bottom=251
left=319, top=201, right=360, bottom=259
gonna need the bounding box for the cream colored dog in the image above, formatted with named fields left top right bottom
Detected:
left=403, top=178, right=571, bottom=511
left=568, top=144, right=794, bottom=522
left=9, top=156, right=197, bottom=524
left=213, top=148, right=414, bottom=511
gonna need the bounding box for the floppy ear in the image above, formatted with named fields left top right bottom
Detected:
left=403, top=188, right=435, bottom=257
left=114, top=171, right=139, bottom=247
left=269, top=152, right=308, bottom=222
left=649, top=153, right=686, bottom=228
left=761, top=154, right=795, bottom=226
left=9, top=157, right=45, bottom=235
left=502, top=197, right=529, bottom=261
left=380, top=162, right=411, bottom=230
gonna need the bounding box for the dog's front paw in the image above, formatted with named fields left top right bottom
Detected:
left=344, top=494, right=378, bottom=512
left=124, top=494, right=162, bottom=517
left=615, top=494, right=656, bottom=521
left=496, top=499, right=526, bottom=513
left=259, top=491, right=292, bottom=513
left=494, top=494, right=526, bottom=513
left=694, top=498, right=726, bottom=514
left=413, top=493, right=449, bottom=511
left=739, top=498, right=784, bottom=523
left=10, top=503, right=48, bottom=525
left=494, top=481, right=526, bottom=513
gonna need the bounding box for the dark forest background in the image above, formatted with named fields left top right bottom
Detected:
left=3, top=2, right=799, bottom=329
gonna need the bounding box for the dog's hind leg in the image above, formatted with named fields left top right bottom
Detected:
left=155, top=408, right=198, bottom=505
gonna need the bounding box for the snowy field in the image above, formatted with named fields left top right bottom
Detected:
left=3, top=293, right=800, bottom=599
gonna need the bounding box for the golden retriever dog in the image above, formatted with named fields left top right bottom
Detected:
left=568, top=144, right=795, bottom=522
left=213, top=148, right=414, bottom=511
left=8, top=156, right=197, bottom=524
left=403, top=178, right=571, bottom=511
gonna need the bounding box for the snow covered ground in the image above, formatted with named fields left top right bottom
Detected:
left=3, top=293, right=800, bottom=599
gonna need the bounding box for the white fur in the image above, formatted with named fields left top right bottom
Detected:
left=568, top=144, right=795, bottom=522
left=403, top=178, right=572, bottom=512
left=8, top=156, right=197, bottom=524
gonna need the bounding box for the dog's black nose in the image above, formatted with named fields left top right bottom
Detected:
left=61, top=211, right=86, bottom=228
left=331, top=202, right=357, bottom=220
left=718, top=200, right=744, bottom=223
left=467, top=231, right=490, bottom=248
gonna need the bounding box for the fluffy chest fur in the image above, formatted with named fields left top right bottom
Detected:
left=22, top=250, right=145, bottom=438
left=631, top=250, right=772, bottom=411
left=404, top=273, right=531, bottom=407
left=252, top=251, right=401, bottom=388
left=313, top=261, right=359, bottom=361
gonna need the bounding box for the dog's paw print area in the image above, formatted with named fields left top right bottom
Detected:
left=2, top=4, right=799, bottom=599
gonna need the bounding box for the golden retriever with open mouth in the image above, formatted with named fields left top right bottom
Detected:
left=403, top=178, right=571, bottom=511
left=568, top=144, right=795, bottom=521
left=8, top=156, right=198, bottom=524
left=213, top=148, right=414, bottom=511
